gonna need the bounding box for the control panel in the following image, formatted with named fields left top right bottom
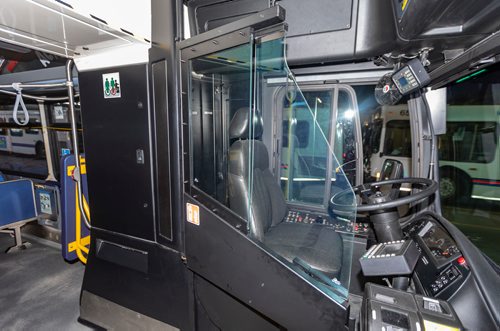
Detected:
left=405, top=218, right=461, bottom=268
left=359, top=240, right=420, bottom=276
left=404, top=216, right=470, bottom=300
left=284, top=209, right=369, bottom=236
left=34, top=184, right=60, bottom=229
left=391, top=58, right=431, bottom=95
left=362, top=283, right=464, bottom=331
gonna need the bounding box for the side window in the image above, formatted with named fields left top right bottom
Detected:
left=8, top=118, right=24, bottom=137
left=26, top=121, right=41, bottom=135
left=10, top=129, right=24, bottom=137
left=439, top=121, right=497, bottom=163
left=383, top=120, right=412, bottom=157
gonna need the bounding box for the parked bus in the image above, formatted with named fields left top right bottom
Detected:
left=0, top=109, right=45, bottom=158
left=369, top=105, right=500, bottom=202
left=438, top=106, right=500, bottom=202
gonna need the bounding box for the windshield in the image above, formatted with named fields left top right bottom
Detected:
left=187, top=31, right=356, bottom=305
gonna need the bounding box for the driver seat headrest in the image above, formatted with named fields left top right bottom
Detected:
left=229, top=107, right=264, bottom=140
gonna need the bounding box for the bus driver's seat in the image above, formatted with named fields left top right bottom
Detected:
left=228, top=107, right=343, bottom=277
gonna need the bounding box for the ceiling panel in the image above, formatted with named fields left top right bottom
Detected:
left=0, top=0, right=146, bottom=58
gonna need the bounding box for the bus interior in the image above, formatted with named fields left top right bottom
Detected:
left=0, top=1, right=499, bottom=330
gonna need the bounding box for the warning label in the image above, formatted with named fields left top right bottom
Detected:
left=186, top=203, right=200, bottom=226
left=102, top=72, right=121, bottom=99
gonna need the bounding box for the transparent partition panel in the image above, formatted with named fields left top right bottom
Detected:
left=188, top=42, right=253, bottom=207
left=187, top=32, right=357, bottom=305
left=248, top=34, right=357, bottom=304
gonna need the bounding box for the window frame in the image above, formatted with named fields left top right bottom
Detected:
left=180, top=27, right=255, bottom=234
left=272, top=84, right=362, bottom=210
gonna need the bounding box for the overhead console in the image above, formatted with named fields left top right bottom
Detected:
left=186, top=0, right=500, bottom=67
left=391, top=59, right=430, bottom=95
left=186, top=0, right=398, bottom=65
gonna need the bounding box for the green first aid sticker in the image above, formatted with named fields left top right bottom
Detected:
left=102, top=72, right=121, bottom=99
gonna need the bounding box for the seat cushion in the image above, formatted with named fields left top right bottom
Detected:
left=263, top=222, right=343, bottom=277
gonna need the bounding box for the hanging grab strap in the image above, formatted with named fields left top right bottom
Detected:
left=12, top=83, right=29, bottom=126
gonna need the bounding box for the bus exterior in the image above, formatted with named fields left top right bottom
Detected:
left=0, top=110, right=45, bottom=158
left=438, top=105, right=500, bottom=202
left=368, top=104, right=411, bottom=180
left=370, top=104, right=500, bottom=202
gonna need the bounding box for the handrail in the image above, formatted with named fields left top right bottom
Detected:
left=75, top=186, right=88, bottom=264
left=66, top=59, right=91, bottom=230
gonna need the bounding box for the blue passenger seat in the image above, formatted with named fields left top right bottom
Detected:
left=0, top=179, right=38, bottom=252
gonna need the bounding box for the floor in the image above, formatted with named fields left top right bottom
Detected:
left=0, top=232, right=92, bottom=331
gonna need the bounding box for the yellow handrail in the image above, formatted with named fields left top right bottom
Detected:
left=75, top=186, right=90, bottom=263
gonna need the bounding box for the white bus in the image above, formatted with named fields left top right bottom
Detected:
left=438, top=106, right=500, bottom=202
left=0, top=109, right=45, bottom=158
left=369, top=105, right=500, bottom=202
left=368, top=104, right=411, bottom=180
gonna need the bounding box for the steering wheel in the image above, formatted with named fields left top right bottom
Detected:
left=330, top=178, right=438, bottom=214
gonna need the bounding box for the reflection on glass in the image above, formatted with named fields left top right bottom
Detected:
left=440, top=74, right=500, bottom=264
left=0, top=107, right=48, bottom=178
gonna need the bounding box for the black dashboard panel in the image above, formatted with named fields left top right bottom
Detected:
left=404, top=216, right=470, bottom=300
left=284, top=209, right=370, bottom=237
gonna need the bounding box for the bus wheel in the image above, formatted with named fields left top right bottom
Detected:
left=439, top=167, right=471, bottom=205
left=35, top=141, right=45, bottom=159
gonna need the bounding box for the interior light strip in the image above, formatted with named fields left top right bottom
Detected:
left=455, top=69, right=487, bottom=83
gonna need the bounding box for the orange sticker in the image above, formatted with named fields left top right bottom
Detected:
left=186, top=203, right=200, bottom=225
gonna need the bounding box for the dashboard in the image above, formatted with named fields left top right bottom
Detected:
left=404, top=215, right=470, bottom=300
left=284, top=209, right=370, bottom=236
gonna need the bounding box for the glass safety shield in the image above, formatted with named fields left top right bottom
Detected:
left=186, top=29, right=357, bottom=306
left=250, top=32, right=357, bottom=304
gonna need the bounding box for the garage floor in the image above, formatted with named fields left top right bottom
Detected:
left=0, top=232, right=92, bottom=331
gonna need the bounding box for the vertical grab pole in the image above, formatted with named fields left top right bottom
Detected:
left=38, top=100, right=57, bottom=182
left=66, top=59, right=91, bottom=229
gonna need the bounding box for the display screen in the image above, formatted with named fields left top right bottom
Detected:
left=381, top=308, right=410, bottom=330
left=419, top=221, right=460, bottom=263
left=398, top=76, right=409, bottom=87
left=379, top=241, right=404, bottom=255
